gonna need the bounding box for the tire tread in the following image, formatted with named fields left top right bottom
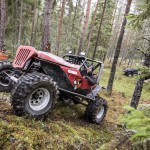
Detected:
left=85, top=96, right=108, bottom=124
left=11, top=72, right=59, bottom=119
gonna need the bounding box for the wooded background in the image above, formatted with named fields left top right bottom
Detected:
left=0, top=0, right=150, bottom=149
left=0, top=0, right=149, bottom=61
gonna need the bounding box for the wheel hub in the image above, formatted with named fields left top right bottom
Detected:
left=96, top=106, right=105, bottom=120
left=29, top=88, right=50, bottom=111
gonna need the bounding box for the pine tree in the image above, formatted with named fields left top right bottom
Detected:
left=30, top=0, right=37, bottom=46
left=41, top=0, right=53, bottom=51
left=56, top=0, right=66, bottom=55
left=87, top=0, right=114, bottom=60
left=86, top=0, right=99, bottom=56
left=0, top=0, right=6, bottom=50
left=18, top=0, right=23, bottom=46
left=130, top=38, right=150, bottom=108
left=92, top=0, right=108, bottom=60
left=78, top=0, right=92, bottom=55
left=107, top=0, right=133, bottom=95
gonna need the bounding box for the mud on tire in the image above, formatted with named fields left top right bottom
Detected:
left=85, top=96, right=108, bottom=124
left=11, top=73, right=59, bottom=119
left=0, top=61, right=13, bottom=92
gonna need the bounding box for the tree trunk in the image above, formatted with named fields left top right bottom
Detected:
left=12, top=0, right=19, bottom=53
left=56, top=0, right=66, bottom=55
left=78, top=0, right=91, bottom=55
left=34, top=6, right=40, bottom=49
left=143, top=51, right=150, bottom=67
left=69, top=0, right=79, bottom=51
left=106, top=0, right=125, bottom=63
left=18, top=0, right=23, bottom=46
left=110, top=0, right=119, bottom=32
left=92, top=0, right=108, bottom=60
left=86, top=0, right=99, bottom=57
left=0, top=0, right=6, bottom=50
left=119, top=36, right=128, bottom=66
left=107, top=0, right=132, bottom=95
left=79, top=0, right=86, bottom=27
left=30, top=0, right=37, bottom=46
left=41, top=0, right=52, bottom=51
left=130, top=78, right=145, bottom=108
left=130, top=49, right=150, bottom=108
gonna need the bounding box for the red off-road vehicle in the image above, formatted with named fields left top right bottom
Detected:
left=0, top=46, right=108, bottom=124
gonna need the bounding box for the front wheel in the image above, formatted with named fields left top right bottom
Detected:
left=11, top=73, right=59, bottom=119
left=0, top=61, right=13, bottom=92
left=85, top=96, right=108, bottom=124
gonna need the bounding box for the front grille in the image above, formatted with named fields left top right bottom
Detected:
left=14, top=48, right=31, bottom=66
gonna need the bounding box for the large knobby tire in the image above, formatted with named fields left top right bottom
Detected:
left=0, top=61, right=13, bottom=92
left=85, top=96, right=108, bottom=124
left=11, top=73, right=59, bottom=119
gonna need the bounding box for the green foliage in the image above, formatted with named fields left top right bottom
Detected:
left=138, top=66, right=150, bottom=77
left=125, top=0, right=150, bottom=146
left=120, top=106, right=150, bottom=144
left=100, top=66, right=150, bottom=100
left=128, top=0, right=150, bottom=29
left=87, top=0, right=115, bottom=59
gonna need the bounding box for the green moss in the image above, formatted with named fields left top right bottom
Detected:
left=0, top=103, right=112, bottom=150
left=1, top=66, right=149, bottom=149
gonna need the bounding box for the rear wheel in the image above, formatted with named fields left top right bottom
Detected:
left=127, top=72, right=133, bottom=77
left=0, top=61, right=13, bottom=92
left=85, top=96, right=108, bottom=124
left=11, top=73, right=59, bottom=119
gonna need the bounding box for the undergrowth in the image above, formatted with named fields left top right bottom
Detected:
left=100, top=66, right=150, bottom=101
left=0, top=66, right=149, bottom=149
left=0, top=101, right=112, bottom=150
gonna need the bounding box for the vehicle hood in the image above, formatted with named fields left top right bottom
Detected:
left=38, top=51, right=80, bottom=69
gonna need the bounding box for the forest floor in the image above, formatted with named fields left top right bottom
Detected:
left=0, top=66, right=149, bottom=150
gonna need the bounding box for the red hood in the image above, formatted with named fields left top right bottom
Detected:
left=38, top=51, right=80, bottom=69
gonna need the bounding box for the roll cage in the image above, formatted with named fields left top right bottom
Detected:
left=62, top=54, right=104, bottom=84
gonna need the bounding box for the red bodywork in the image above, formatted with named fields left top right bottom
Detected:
left=13, top=46, right=91, bottom=90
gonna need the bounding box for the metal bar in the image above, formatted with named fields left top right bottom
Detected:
left=58, top=87, right=95, bottom=101
left=3, top=71, right=18, bottom=82
left=97, top=63, right=104, bottom=83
